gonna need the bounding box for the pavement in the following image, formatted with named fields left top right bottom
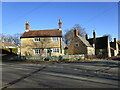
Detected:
left=1, top=59, right=120, bottom=89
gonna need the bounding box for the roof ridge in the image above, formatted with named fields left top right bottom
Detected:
left=29, top=29, right=59, bottom=31
left=77, top=35, right=91, bottom=47
left=20, top=29, right=62, bottom=38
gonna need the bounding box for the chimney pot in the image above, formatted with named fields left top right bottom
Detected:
left=25, top=21, right=30, bottom=32
left=93, top=30, right=96, bottom=38
left=85, top=34, right=89, bottom=39
left=74, top=28, right=78, bottom=37
left=114, top=38, right=116, bottom=43
left=58, top=19, right=62, bottom=30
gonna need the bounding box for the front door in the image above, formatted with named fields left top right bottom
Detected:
left=47, top=48, right=51, bottom=57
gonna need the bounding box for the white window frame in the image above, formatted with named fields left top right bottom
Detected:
left=34, top=37, right=40, bottom=42
left=74, top=42, right=79, bottom=47
left=52, top=37, right=58, bottom=41
left=93, top=44, right=95, bottom=48
left=34, top=49, right=41, bottom=55
left=52, top=48, right=59, bottom=53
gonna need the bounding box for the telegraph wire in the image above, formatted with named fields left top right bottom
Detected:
left=85, top=4, right=117, bottom=24
left=4, top=3, right=47, bottom=25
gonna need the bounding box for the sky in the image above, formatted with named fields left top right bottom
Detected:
left=2, top=2, right=119, bottom=40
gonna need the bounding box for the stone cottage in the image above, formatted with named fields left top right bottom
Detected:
left=68, top=28, right=95, bottom=55
left=86, top=31, right=112, bottom=57
left=20, top=19, right=62, bottom=56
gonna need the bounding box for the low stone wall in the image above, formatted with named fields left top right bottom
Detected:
left=13, top=54, right=85, bottom=61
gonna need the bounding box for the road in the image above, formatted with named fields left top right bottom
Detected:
left=1, top=60, right=120, bottom=89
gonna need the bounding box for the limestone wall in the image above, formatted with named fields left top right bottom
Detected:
left=21, top=37, right=62, bottom=56
left=87, top=47, right=95, bottom=55
left=68, top=37, right=87, bottom=55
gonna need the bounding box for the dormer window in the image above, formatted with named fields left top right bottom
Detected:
left=52, top=37, right=58, bottom=41
left=34, top=37, right=40, bottom=42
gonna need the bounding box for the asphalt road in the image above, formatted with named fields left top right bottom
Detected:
left=1, top=60, right=120, bottom=89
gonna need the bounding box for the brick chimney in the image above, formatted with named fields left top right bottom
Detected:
left=74, top=28, right=78, bottom=37
left=114, top=38, right=116, bottom=43
left=85, top=34, right=89, bottom=39
left=58, top=19, right=62, bottom=30
left=25, top=21, right=30, bottom=32
left=93, top=30, right=96, bottom=39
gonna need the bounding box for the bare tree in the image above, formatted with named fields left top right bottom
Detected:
left=63, top=24, right=86, bottom=46
left=13, top=33, right=21, bottom=46
left=1, top=33, right=21, bottom=46
left=0, top=34, right=5, bottom=42
left=74, top=24, right=86, bottom=37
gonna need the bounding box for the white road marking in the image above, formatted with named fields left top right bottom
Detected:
left=74, top=69, right=78, bottom=70
left=13, top=68, right=31, bottom=70
left=61, top=64, right=69, bottom=65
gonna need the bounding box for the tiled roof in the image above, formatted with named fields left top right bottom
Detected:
left=2, top=41, right=18, bottom=48
left=20, top=29, right=62, bottom=38
left=117, top=41, right=120, bottom=45
left=77, top=36, right=91, bottom=47
left=87, top=36, right=108, bottom=49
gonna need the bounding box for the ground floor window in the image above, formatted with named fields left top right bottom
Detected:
left=34, top=49, right=41, bottom=54
left=53, top=48, right=59, bottom=53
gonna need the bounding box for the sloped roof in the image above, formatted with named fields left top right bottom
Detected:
left=110, top=47, right=115, bottom=50
left=77, top=36, right=91, bottom=47
left=87, top=36, right=108, bottom=49
left=20, top=29, right=62, bottom=38
left=2, top=41, right=18, bottom=48
left=117, top=41, right=120, bottom=45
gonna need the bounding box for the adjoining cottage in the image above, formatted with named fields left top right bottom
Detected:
left=86, top=31, right=111, bottom=57
left=20, top=19, right=62, bottom=56
left=2, top=40, right=20, bottom=55
left=68, top=28, right=95, bottom=55
left=86, top=31, right=119, bottom=57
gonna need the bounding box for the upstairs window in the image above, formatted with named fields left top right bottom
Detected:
left=52, top=37, right=58, bottom=41
left=53, top=48, right=59, bottom=53
left=34, top=37, right=40, bottom=42
left=74, top=42, right=79, bottom=47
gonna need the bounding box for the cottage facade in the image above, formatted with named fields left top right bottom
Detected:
left=20, top=19, right=62, bottom=56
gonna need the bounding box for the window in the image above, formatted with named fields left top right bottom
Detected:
left=34, top=37, right=40, bottom=42
left=74, top=42, right=79, bottom=47
left=52, top=37, right=58, bottom=41
left=34, top=49, right=41, bottom=54
left=53, top=48, right=59, bottom=53
left=93, top=44, right=95, bottom=48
